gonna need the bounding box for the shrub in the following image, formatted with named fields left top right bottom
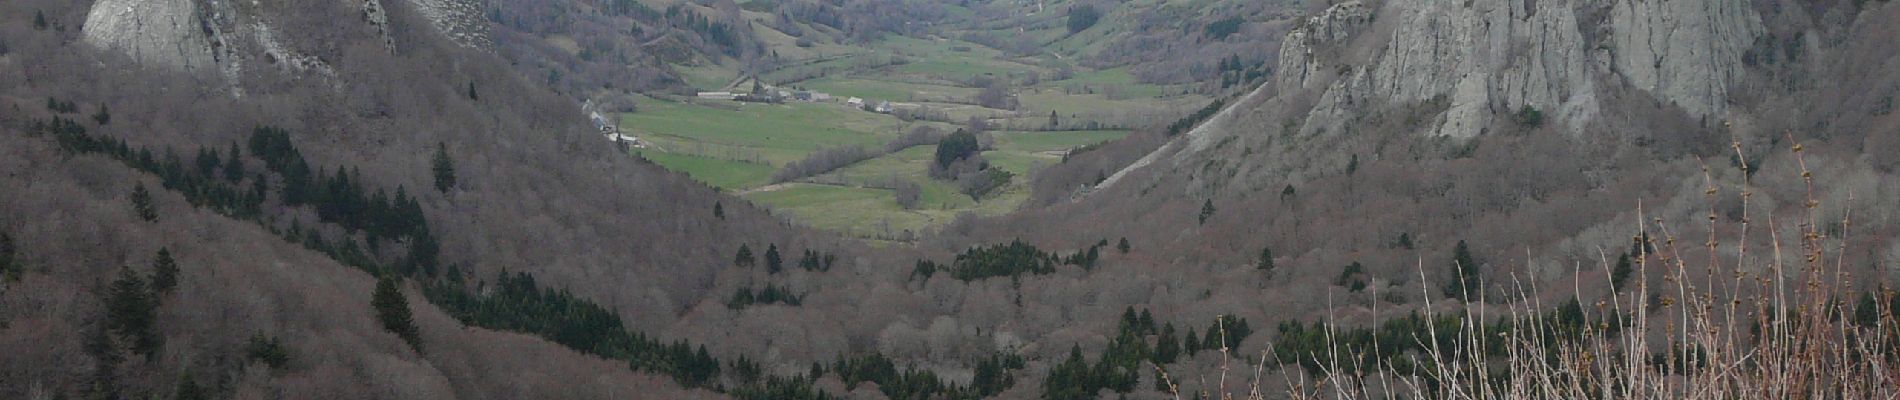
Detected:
left=245, top=333, right=291, bottom=368
left=1514, top=105, right=1545, bottom=128
left=1204, top=17, right=1244, bottom=40
left=1067, top=5, right=1102, bottom=34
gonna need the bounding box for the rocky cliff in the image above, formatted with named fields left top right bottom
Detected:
left=81, top=0, right=488, bottom=85
left=1271, top=0, right=1759, bottom=140
left=81, top=0, right=225, bottom=73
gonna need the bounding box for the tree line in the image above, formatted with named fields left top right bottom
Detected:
left=726, top=284, right=803, bottom=309
left=910, top=239, right=1106, bottom=282
left=1043, top=307, right=1253, bottom=399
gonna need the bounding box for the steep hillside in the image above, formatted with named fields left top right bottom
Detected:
left=999, top=0, right=1900, bottom=316
left=1, top=0, right=881, bottom=397
left=7, top=0, right=1900, bottom=399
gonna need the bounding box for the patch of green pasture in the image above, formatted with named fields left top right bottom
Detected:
left=981, top=150, right=1052, bottom=176
left=619, top=100, right=904, bottom=165
left=742, top=183, right=942, bottom=237
left=992, top=130, right=1131, bottom=153
left=799, top=78, right=976, bottom=103
left=633, top=150, right=775, bottom=190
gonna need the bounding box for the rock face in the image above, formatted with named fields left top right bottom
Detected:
left=1276, top=1, right=1373, bottom=90
left=81, top=0, right=490, bottom=84
left=1609, top=0, right=1762, bottom=118
left=404, top=0, right=491, bottom=48
left=1367, top=0, right=1599, bottom=138
left=1262, top=0, right=1758, bottom=139
left=1093, top=0, right=1770, bottom=200
left=82, top=0, right=220, bottom=72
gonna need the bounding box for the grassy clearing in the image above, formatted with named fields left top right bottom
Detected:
left=798, top=77, right=977, bottom=103
left=643, top=32, right=1185, bottom=239
left=980, top=150, right=1049, bottom=176
left=633, top=150, right=774, bottom=191
left=992, top=130, right=1130, bottom=153
left=620, top=100, right=904, bottom=165
left=741, top=183, right=942, bottom=237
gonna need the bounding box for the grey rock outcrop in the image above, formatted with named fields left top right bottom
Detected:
left=1276, top=1, right=1373, bottom=90
left=82, top=0, right=219, bottom=72
left=404, top=0, right=491, bottom=48
left=1092, top=0, right=1771, bottom=201
left=1263, top=0, right=1759, bottom=139
left=82, top=0, right=488, bottom=86
left=1609, top=0, right=1761, bottom=118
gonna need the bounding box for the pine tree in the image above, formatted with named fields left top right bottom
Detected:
left=106, top=266, right=160, bottom=358
left=764, top=244, right=783, bottom=274
left=1444, top=240, right=1480, bottom=301
left=713, top=201, right=725, bottom=220
left=93, top=104, right=110, bottom=125
left=372, top=277, right=422, bottom=350
left=1611, top=253, right=1633, bottom=292
left=223, top=142, right=245, bottom=183
left=431, top=142, right=456, bottom=193
left=1257, top=245, right=1274, bottom=271
left=151, top=247, right=179, bottom=293
left=130, top=182, right=157, bottom=222
left=34, top=10, right=48, bottom=30
left=1049, top=110, right=1060, bottom=128
left=1183, top=328, right=1200, bottom=355
left=1137, top=309, right=1155, bottom=334
left=1118, top=307, right=1139, bottom=333
left=1117, top=237, right=1129, bottom=254
left=1153, top=323, right=1179, bottom=364
left=734, top=244, right=755, bottom=267
left=467, top=82, right=479, bottom=101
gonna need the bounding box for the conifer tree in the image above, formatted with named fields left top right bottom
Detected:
left=1183, top=328, right=1200, bottom=355
left=1611, top=253, right=1633, bottom=292
left=106, top=266, right=160, bottom=358
left=1153, top=323, right=1179, bottom=364
left=735, top=244, right=755, bottom=267
left=764, top=244, right=783, bottom=274
left=93, top=104, right=110, bottom=125
left=432, top=142, right=456, bottom=193
left=151, top=247, right=179, bottom=293
left=223, top=142, right=245, bottom=183
left=131, top=183, right=157, bottom=222
left=1116, top=237, right=1129, bottom=254
left=372, top=277, right=422, bottom=350
left=34, top=10, right=48, bottom=30
left=1257, top=245, right=1274, bottom=271
left=1444, top=240, right=1480, bottom=301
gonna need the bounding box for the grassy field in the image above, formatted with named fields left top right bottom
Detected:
left=634, top=28, right=1182, bottom=240
left=633, top=150, right=774, bottom=191
left=740, top=183, right=946, bottom=238
left=798, top=77, right=976, bottom=103
left=621, top=99, right=903, bottom=165
left=992, top=130, right=1131, bottom=153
